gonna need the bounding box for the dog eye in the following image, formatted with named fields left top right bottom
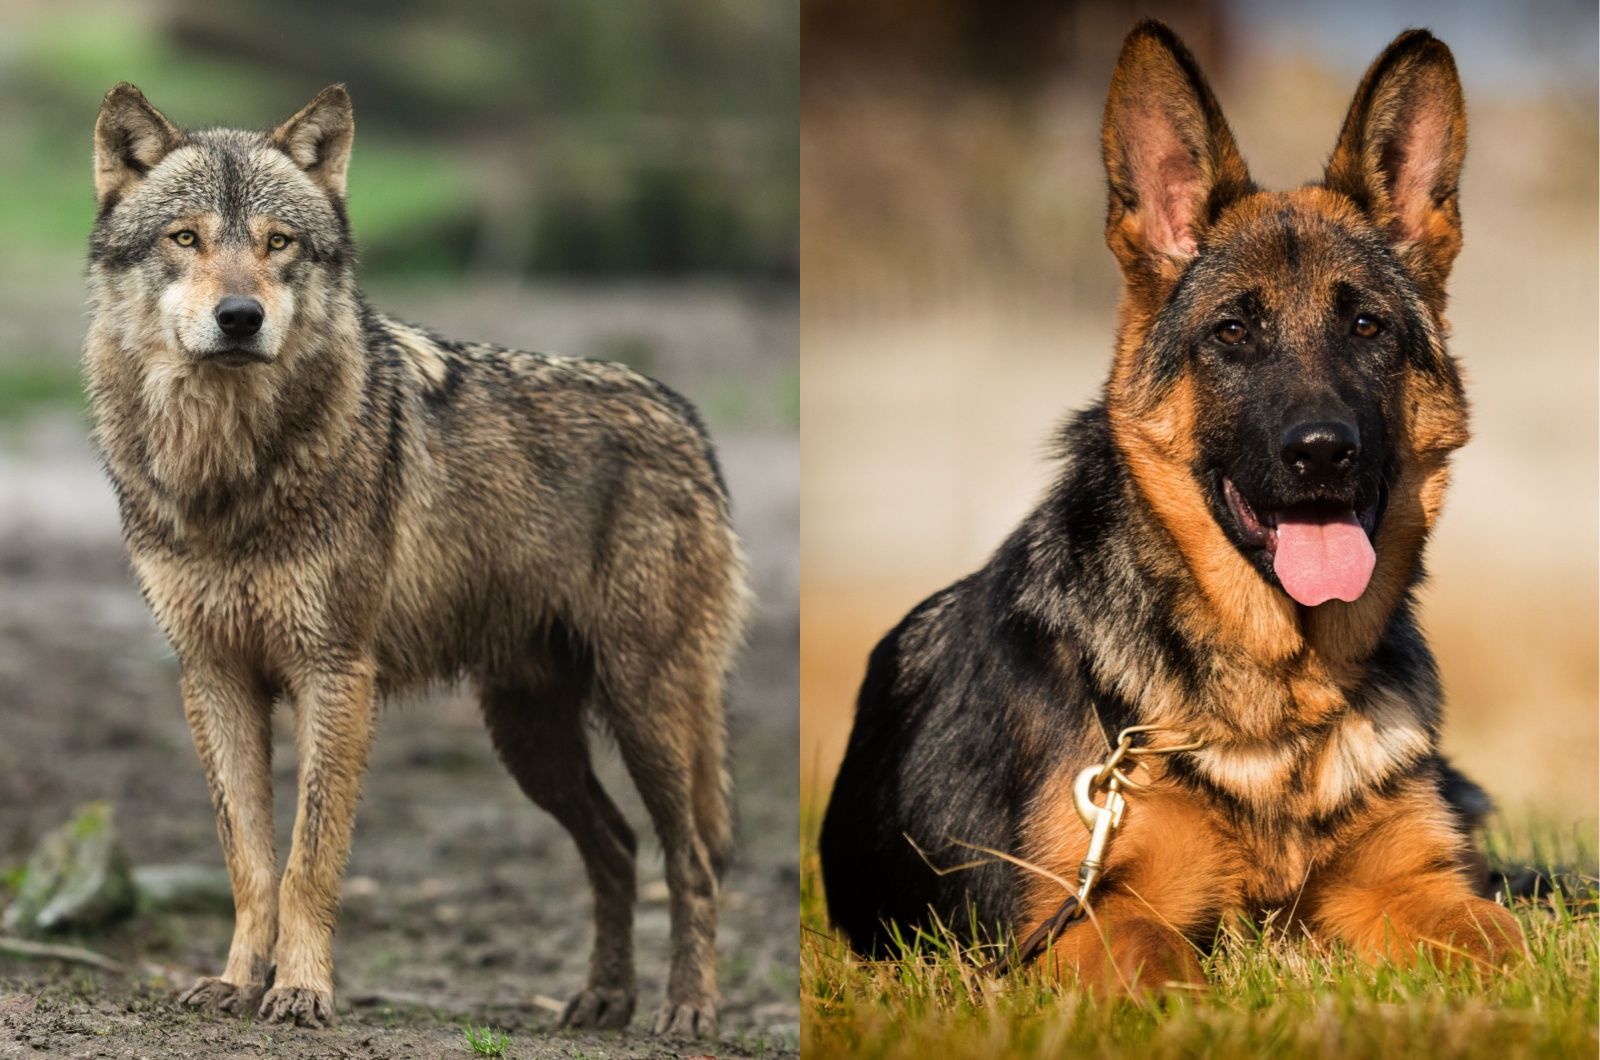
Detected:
left=1214, top=320, right=1249, bottom=345
left=1352, top=314, right=1382, bottom=339
left=171, top=230, right=198, bottom=248
left=268, top=234, right=293, bottom=252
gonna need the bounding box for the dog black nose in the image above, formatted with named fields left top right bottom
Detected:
left=1281, top=420, right=1360, bottom=482
left=214, top=296, right=264, bottom=340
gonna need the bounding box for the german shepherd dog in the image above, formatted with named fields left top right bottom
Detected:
left=821, top=23, right=1525, bottom=990
left=85, top=84, right=747, bottom=1035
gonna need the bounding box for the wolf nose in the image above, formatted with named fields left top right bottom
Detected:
left=1280, top=420, right=1360, bottom=482
left=214, top=296, right=264, bottom=340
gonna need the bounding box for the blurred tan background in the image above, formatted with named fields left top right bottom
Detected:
left=801, top=0, right=1598, bottom=821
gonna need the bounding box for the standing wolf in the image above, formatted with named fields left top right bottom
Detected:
left=822, top=23, right=1525, bottom=990
left=85, top=83, right=747, bottom=1036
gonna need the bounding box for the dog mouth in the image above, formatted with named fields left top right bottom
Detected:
left=1221, top=477, right=1381, bottom=607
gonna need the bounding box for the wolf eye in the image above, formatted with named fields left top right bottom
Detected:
left=171, top=230, right=198, bottom=248
left=1214, top=320, right=1249, bottom=345
left=1352, top=314, right=1382, bottom=339
left=268, top=233, right=292, bottom=252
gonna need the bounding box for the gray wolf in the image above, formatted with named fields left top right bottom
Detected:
left=86, top=82, right=748, bottom=1035
left=820, top=22, right=1523, bottom=991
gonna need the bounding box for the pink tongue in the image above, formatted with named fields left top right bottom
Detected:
left=1272, top=508, right=1376, bottom=606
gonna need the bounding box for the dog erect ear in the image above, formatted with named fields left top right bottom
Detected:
left=270, top=85, right=355, bottom=198
left=1324, top=31, right=1466, bottom=305
left=1101, top=21, right=1253, bottom=289
left=94, top=84, right=181, bottom=206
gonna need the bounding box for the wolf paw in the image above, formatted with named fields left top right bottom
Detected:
left=179, top=976, right=266, bottom=1017
left=560, top=986, right=635, bottom=1029
left=652, top=999, right=717, bottom=1038
left=258, top=985, right=335, bottom=1028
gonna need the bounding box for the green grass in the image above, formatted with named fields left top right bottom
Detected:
left=0, top=358, right=85, bottom=418
left=462, top=1022, right=511, bottom=1057
left=801, top=804, right=1598, bottom=1059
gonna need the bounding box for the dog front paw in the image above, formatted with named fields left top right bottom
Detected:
left=1047, top=915, right=1205, bottom=996
left=1423, top=898, right=1527, bottom=969
left=258, top=985, right=335, bottom=1028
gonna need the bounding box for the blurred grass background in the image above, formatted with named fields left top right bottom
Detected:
left=801, top=0, right=1598, bottom=821
left=0, top=0, right=798, bottom=425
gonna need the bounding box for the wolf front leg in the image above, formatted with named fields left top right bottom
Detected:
left=177, top=661, right=278, bottom=1016
left=259, top=660, right=377, bottom=1028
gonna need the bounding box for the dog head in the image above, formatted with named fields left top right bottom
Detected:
left=1099, top=22, right=1469, bottom=659
left=88, top=84, right=357, bottom=372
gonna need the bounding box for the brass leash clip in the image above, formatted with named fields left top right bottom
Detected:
left=1071, top=725, right=1202, bottom=904
left=1071, top=764, right=1124, bottom=904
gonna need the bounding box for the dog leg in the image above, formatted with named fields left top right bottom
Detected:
left=259, top=661, right=376, bottom=1028
left=1304, top=792, right=1527, bottom=972
left=176, top=662, right=278, bottom=1017
left=1308, top=868, right=1525, bottom=970
left=480, top=673, right=639, bottom=1030
left=1312, top=876, right=1524, bottom=971
left=1038, top=894, right=1206, bottom=996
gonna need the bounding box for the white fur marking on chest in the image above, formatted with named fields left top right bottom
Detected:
left=1315, top=687, right=1431, bottom=808
left=1191, top=739, right=1299, bottom=802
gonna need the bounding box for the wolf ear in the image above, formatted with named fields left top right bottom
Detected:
left=94, top=84, right=181, bottom=206
left=1324, top=31, right=1466, bottom=304
left=1101, top=21, right=1253, bottom=289
left=270, top=85, right=355, bottom=198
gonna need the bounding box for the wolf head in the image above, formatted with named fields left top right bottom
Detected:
left=1098, top=22, right=1470, bottom=659
left=89, top=84, right=357, bottom=371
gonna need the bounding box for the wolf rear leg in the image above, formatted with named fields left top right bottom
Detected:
left=260, top=660, right=377, bottom=1028
left=176, top=662, right=278, bottom=1017
left=601, top=656, right=731, bottom=1040
left=480, top=663, right=639, bottom=1030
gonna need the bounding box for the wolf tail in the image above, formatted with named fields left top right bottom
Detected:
left=694, top=703, right=735, bottom=882
left=697, top=543, right=749, bottom=883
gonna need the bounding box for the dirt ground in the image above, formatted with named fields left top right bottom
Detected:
left=0, top=286, right=799, bottom=1059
